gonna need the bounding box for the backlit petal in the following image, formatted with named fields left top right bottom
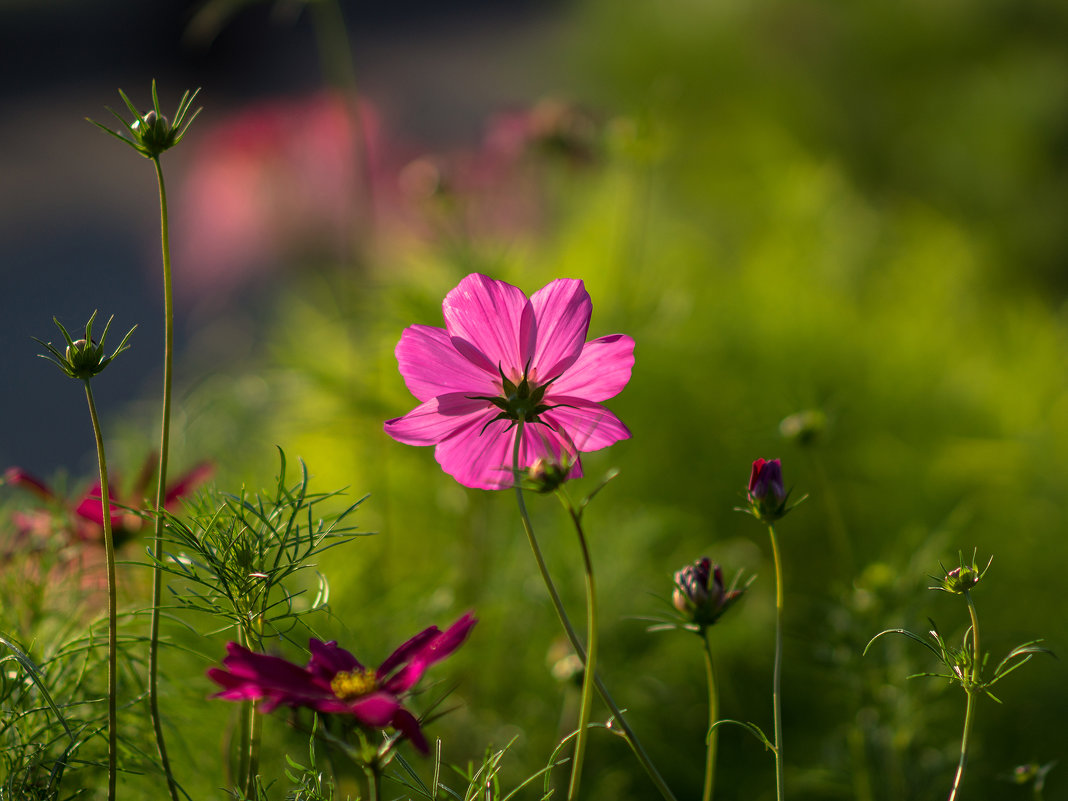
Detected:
left=395, top=324, right=498, bottom=402
left=541, top=401, right=631, bottom=452
left=434, top=417, right=584, bottom=489
left=549, top=334, right=634, bottom=402
left=529, top=278, right=591, bottom=381
left=384, top=395, right=495, bottom=446
left=442, top=273, right=535, bottom=380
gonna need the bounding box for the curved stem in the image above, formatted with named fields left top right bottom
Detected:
left=558, top=494, right=597, bottom=801
left=149, top=155, right=180, bottom=801
left=768, top=524, right=785, bottom=801
left=510, top=424, right=677, bottom=801
left=84, top=381, right=118, bottom=801
left=700, top=632, right=718, bottom=801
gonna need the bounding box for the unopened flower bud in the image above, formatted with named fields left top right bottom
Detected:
left=745, top=458, right=796, bottom=522
left=37, top=312, right=135, bottom=382
left=65, top=338, right=106, bottom=379
left=672, top=557, right=744, bottom=628
left=525, top=456, right=571, bottom=493
left=933, top=551, right=992, bottom=595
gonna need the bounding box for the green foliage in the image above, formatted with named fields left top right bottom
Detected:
left=154, top=449, right=368, bottom=646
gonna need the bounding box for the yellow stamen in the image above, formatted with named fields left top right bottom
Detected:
left=330, top=668, right=377, bottom=700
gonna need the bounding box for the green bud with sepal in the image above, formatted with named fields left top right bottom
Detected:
left=932, top=549, right=993, bottom=595
left=90, top=80, right=201, bottom=158
left=36, top=311, right=136, bottom=381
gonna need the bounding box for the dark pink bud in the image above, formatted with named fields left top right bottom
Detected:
left=672, top=557, right=742, bottom=627
left=748, top=458, right=785, bottom=503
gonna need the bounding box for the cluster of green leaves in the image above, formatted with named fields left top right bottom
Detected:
left=153, top=450, right=367, bottom=647
left=0, top=625, right=152, bottom=800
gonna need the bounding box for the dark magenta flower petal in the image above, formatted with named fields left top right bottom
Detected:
left=384, top=613, right=477, bottom=694
left=307, top=639, right=364, bottom=681
left=391, top=707, right=429, bottom=754
left=377, top=626, right=441, bottom=678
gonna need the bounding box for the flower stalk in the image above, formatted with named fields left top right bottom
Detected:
left=554, top=486, right=598, bottom=801
left=701, top=632, right=718, bottom=801
left=147, top=152, right=181, bottom=801
left=768, top=524, right=786, bottom=801
left=35, top=313, right=135, bottom=801
left=947, top=591, right=981, bottom=801
left=510, top=423, right=677, bottom=801
left=83, top=380, right=119, bottom=801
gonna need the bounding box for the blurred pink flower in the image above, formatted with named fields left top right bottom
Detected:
left=173, top=92, right=386, bottom=298
left=208, top=613, right=477, bottom=753
left=384, top=273, right=633, bottom=490
left=3, top=456, right=212, bottom=550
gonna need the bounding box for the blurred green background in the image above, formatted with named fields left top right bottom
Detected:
left=5, top=0, right=1068, bottom=798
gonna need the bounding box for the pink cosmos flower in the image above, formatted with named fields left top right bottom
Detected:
left=383, top=273, right=634, bottom=489
left=207, top=613, right=477, bottom=753
left=3, top=456, right=212, bottom=549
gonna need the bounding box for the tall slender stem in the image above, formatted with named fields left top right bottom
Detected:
left=239, top=621, right=263, bottom=797
left=700, top=632, right=718, bottom=801
left=558, top=495, right=597, bottom=801
left=947, top=690, right=976, bottom=801
left=768, top=524, right=785, bottom=801
left=149, top=154, right=180, bottom=801
left=948, top=593, right=982, bottom=801
left=84, top=381, right=118, bottom=801
left=510, top=424, right=677, bottom=801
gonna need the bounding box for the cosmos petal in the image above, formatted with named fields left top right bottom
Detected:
left=541, top=400, right=631, bottom=451
left=442, top=273, right=536, bottom=379
left=550, top=334, right=634, bottom=402
left=395, top=324, right=498, bottom=402
left=384, top=395, right=495, bottom=446
left=529, top=278, right=591, bottom=381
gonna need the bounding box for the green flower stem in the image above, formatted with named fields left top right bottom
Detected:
left=83, top=380, right=118, bottom=801
left=947, top=691, right=976, bottom=801
left=556, top=491, right=598, bottom=801
left=510, top=424, right=677, bottom=801
left=364, top=765, right=381, bottom=801
left=768, top=524, right=785, bottom=801
left=947, top=592, right=982, bottom=801
left=700, top=632, right=718, bottom=801
left=148, top=154, right=180, bottom=801
left=238, top=623, right=263, bottom=798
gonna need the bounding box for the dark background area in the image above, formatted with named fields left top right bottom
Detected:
left=0, top=0, right=560, bottom=481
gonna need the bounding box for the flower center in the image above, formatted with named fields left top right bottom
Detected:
left=330, top=668, right=378, bottom=700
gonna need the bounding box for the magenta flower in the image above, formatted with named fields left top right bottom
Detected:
left=207, top=613, right=477, bottom=753
left=384, top=273, right=634, bottom=489
left=3, top=456, right=212, bottom=548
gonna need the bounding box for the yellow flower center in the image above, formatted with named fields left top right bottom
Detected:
left=330, top=668, right=378, bottom=700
